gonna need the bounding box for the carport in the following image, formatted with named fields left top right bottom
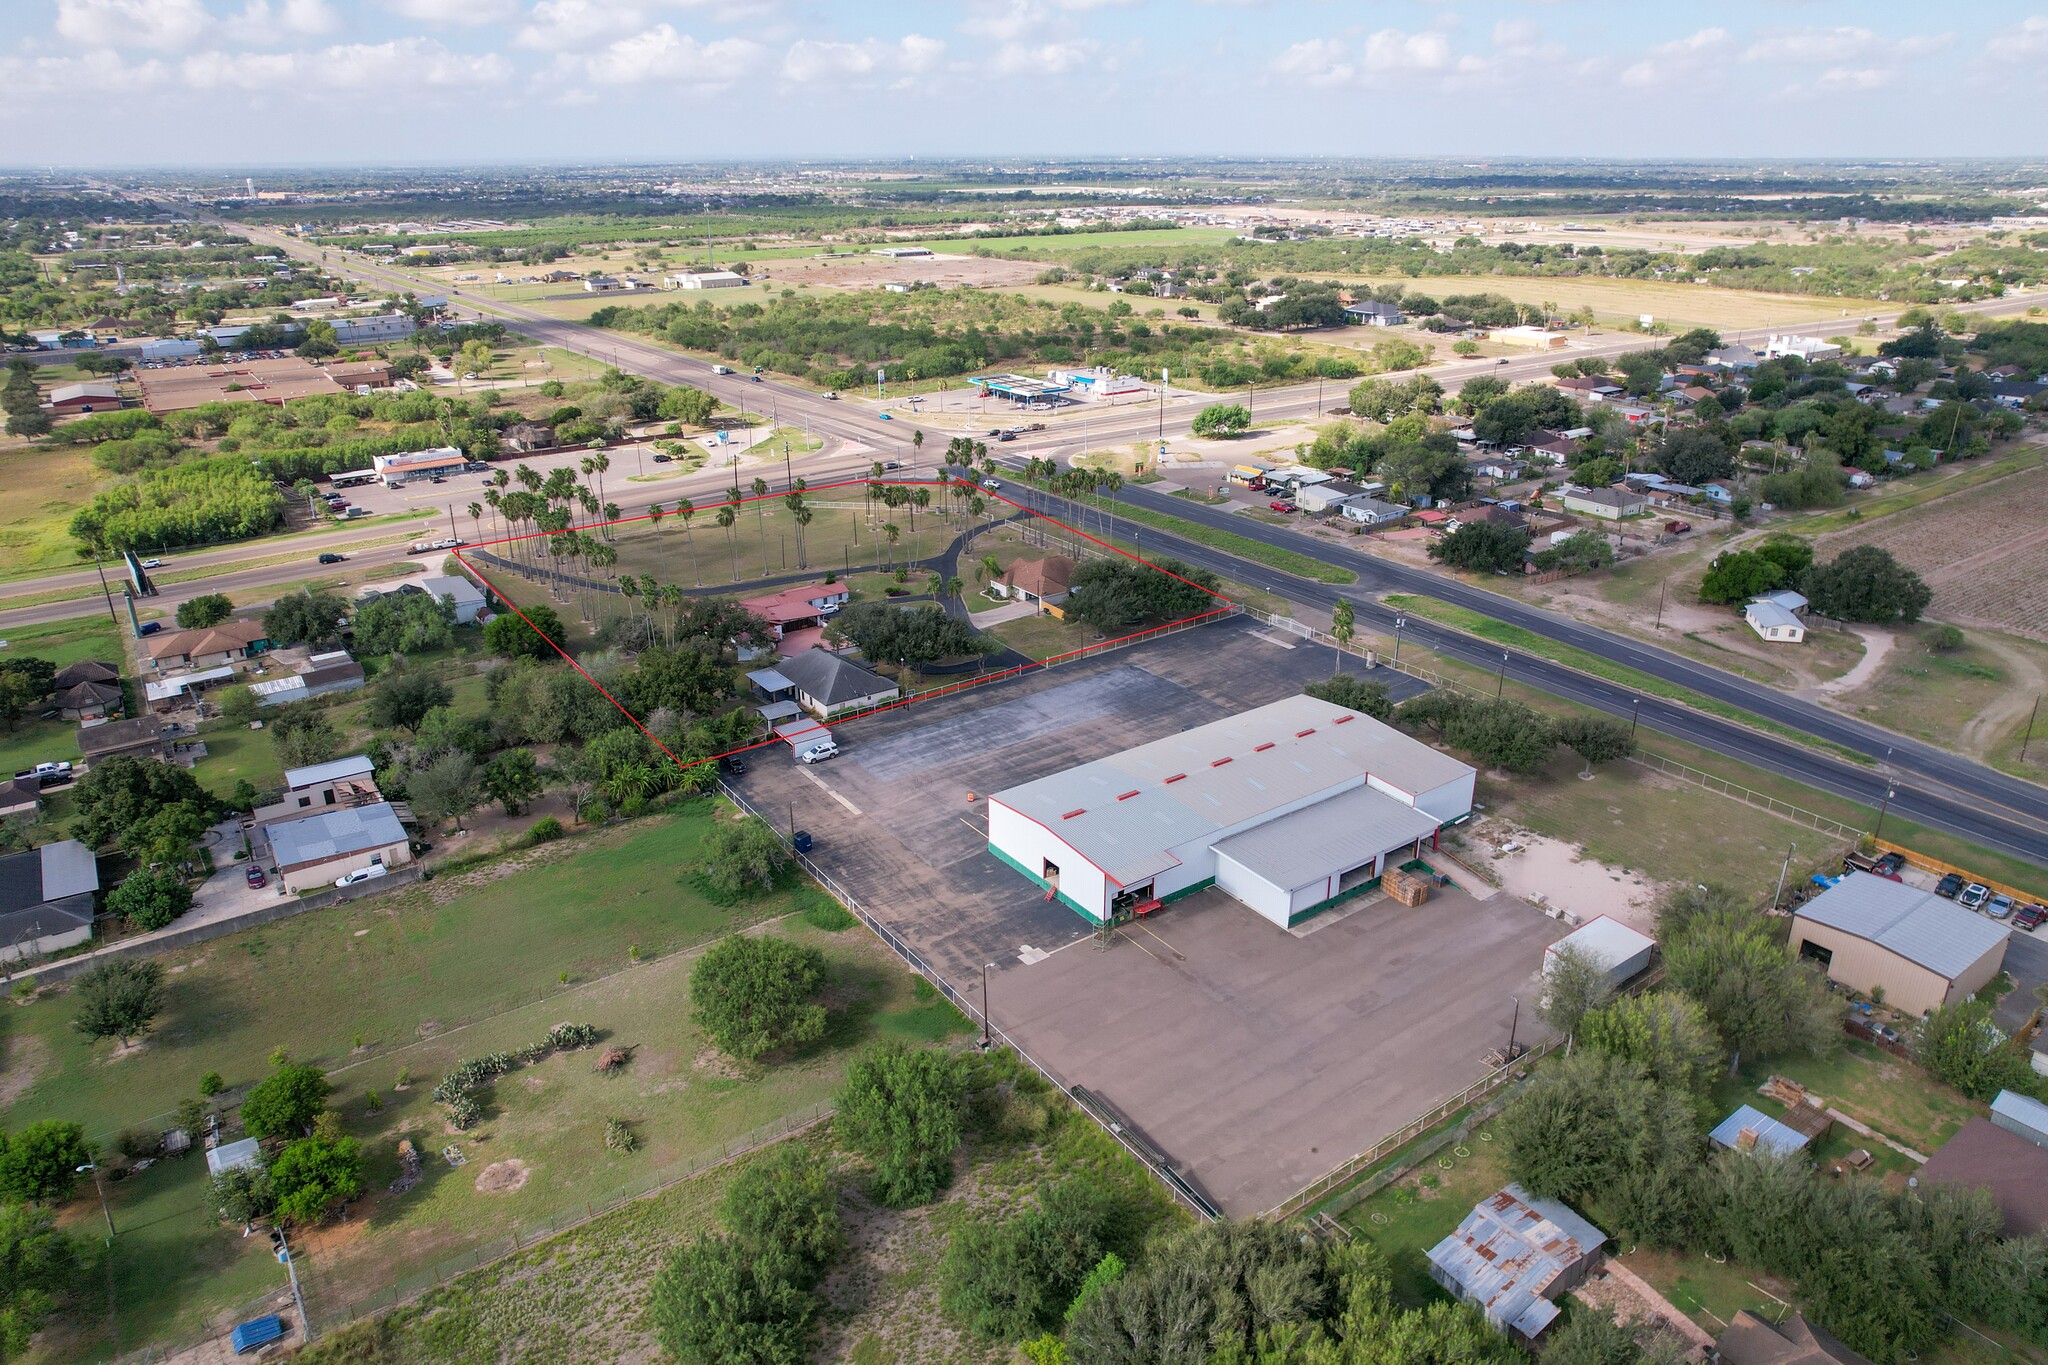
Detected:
left=773, top=719, right=835, bottom=756
left=1211, top=785, right=1443, bottom=928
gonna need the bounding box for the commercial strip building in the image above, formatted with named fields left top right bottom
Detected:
left=372, top=447, right=467, bottom=485
left=1789, top=873, right=2009, bottom=1015
left=0, top=841, right=100, bottom=963
left=986, top=695, right=1475, bottom=928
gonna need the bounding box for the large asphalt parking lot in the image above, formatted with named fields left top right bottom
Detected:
left=728, top=618, right=1561, bottom=1214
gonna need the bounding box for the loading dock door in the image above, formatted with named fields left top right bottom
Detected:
left=1336, top=858, right=1378, bottom=896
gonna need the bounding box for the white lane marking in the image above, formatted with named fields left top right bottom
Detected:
left=801, top=768, right=861, bottom=814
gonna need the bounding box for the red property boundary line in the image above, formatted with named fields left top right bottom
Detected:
left=451, top=477, right=1239, bottom=773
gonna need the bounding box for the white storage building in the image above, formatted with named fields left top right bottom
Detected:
left=987, top=695, right=1475, bottom=928
left=1544, top=916, right=1656, bottom=989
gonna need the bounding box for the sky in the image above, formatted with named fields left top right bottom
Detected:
left=2, top=0, right=2046, bottom=167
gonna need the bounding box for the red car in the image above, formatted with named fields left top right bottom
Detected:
left=245, top=865, right=266, bottom=889
left=2016, top=903, right=2047, bottom=932
left=1268, top=500, right=1297, bottom=512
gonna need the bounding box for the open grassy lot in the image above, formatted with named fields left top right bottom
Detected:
left=1709, top=1039, right=1981, bottom=1160
left=0, top=440, right=113, bottom=584
left=8, top=801, right=968, bottom=1359
left=1338, top=1129, right=1509, bottom=1307
left=1618, top=1246, right=1789, bottom=1338
left=1340, top=273, right=1887, bottom=331
left=1837, top=624, right=2047, bottom=764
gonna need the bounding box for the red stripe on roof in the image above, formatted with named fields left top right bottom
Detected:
left=1332, top=714, right=1354, bottom=724
left=1210, top=757, right=1232, bottom=767
left=1162, top=773, right=1186, bottom=783
left=1062, top=808, right=1086, bottom=820
left=1117, top=790, right=1140, bottom=801
left=1254, top=742, right=1275, bottom=752
left=1296, top=728, right=1316, bottom=737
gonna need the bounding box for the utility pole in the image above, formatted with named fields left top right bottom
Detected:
left=1654, top=578, right=1667, bottom=630
left=272, top=1227, right=312, bottom=1345
left=1774, top=842, right=1798, bottom=908
left=2022, top=696, right=2041, bottom=764
left=1629, top=696, right=1641, bottom=741
left=1393, top=615, right=1407, bottom=668
left=76, top=1163, right=113, bottom=1239
left=1874, top=780, right=1899, bottom=840
left=980, top=961, right=996, bottom=1050
left=89, top=550, right=118, bottom=625
left=1496, top=651, right=1509, bottom=699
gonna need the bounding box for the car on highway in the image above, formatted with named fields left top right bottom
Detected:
left=750, top=374, right=763, bottom=383
left=335, top=865, right=389, bottom=888
left=1988, top=893, right=2016, bottom=919
left=140, top=558, right=163, bottom=569
left=317, top=553, right=346, bottom=565
left=824, top=392, right=839, bottom=400
left=2016, top=903, right=2047, bottom=932
left=245, top=865, right=266, bottom=889
left=883, top=461, right=903, bottom=470
left=995, top=431, right=1016, bottom=441
left=1960, top=883, right=1991, bottom=910
left=712, top=365, right=734, bottom=375
left=1268, top=500, right=1296, bottom=513
left=1935, top=873, right=1966, bottom=898
left=984, top=479, right=1002, bottom=490
left=1495, top=358, right=1510, bottom=365
left=877, top=412, right=893, bottom=421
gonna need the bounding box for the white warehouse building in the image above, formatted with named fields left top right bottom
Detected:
left=986, top=695, right=1475, bottom=928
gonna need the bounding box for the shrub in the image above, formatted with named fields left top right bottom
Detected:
left=836, top=1042, right=965, bottom=1207
left=546, top=1021, right=599, bottom=1051
left=104, top=867, right=194, bottom=932
left=527, top=815, right=566, bottom=845
left=241, top=1062, right=333, bottom=1140
left=940, top=1178, right=1127, bottom=1340
left=604, top=1118, right=639, bottom=1154
left=649, top=1233, right=814, bottom=1365
left=724, top=1144, right=842, bottom=1287
left=689, top=936, right=828, bottom=1062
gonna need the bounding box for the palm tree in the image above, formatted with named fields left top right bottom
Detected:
left=882, top=522, right=900, bottom=570
left=716, top=505, right=738, bottom=581
left=792, top=503, right=813, bottom=570
left=467, top=501, right=483, bottom=542
left=978, top=553, right=1003, bottom=588
left=911, top=427, right=924, bottom=469
left=484, top=486, right=502, bottom=540
left=751, top=477, right=770, bottom=573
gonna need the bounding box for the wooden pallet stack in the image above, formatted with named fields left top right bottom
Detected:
left=1384, top=867, right=1432, bottom=906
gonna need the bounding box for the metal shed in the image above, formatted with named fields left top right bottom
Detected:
left=1709, top=1104, right=1812, bottom=1158
left=1543, top=915, right=1656, bottom=988
left=1992, top=1090, right=2048, bottom=1151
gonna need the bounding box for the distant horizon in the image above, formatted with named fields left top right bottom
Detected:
left=2, top=0, right=2044, bottom=165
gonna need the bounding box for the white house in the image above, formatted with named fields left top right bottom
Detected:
left=666, top=270, right=749, bottom=290
left=1764, top=334, right=1843, bottom=363
left=1340, top=498, right=1411, bottom=526
left=417, top=574, right=488, bottom=624
left=1744, top=591, right=1808, bottom=643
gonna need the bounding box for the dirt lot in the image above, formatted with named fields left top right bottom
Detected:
left=1819, top=457, right=2048, bottom=641
left=752, top=250, right=1047, bottom=293
left=726, top=618, right=1555, bottom=1215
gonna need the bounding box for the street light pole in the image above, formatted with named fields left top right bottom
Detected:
left=980, top=961, right=995, bottom=1050
left=1496, top=651, right=1509, bottom=699
left=1393, top=615, right=1407, bottom=668
left=1875, top=781, right=1899, bottom=840
left=1774, top=841, right=1798, bottom=908
left=1629, top=696, right=1641, bottom=741
left=76, top=1163, right=113, bottom=1239
left=2022, top=696, right=2042, bottom=763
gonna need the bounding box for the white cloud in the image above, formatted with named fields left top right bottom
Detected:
left=1360, top=28, right=1450, bottom=73
left=0, top=48, right=167, bottom=104
left=1269, top=37, right=1353, bottom=87
left=55, top=0, right=212, bottom=50
left=182, top=36, right=509, bottom=91
left=575, top=24, right=763, bottom=84
left=1985, top=14, right=2048, bottom=61
left=379, top=0, right=519, bottom=25
left=515, top=0, right=649, bottom=51
left=222, top=0, right=340, bottom=43
left=961, top=1, right=1042, bottom=44
left=1619, top=26, right=1730, bottom=90
left=779, top=35, right=944, bottom=84
left=1492, top=19, right=1540, bottom=49
left=987, top=39, right=1100, bottom=76
left=1810, top=67, right=1890, bottom=92
left=1743, top=25, right=1951, bottom=64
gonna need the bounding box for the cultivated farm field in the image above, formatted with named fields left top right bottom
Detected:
left=1819, top=458, right=2048, bottom=641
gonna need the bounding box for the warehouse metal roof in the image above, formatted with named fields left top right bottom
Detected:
left=1796, top=873, right=2009, bottom=981
left=1211, top=784, right=1439, bottom=888
left=265, top=802, right=405, bottom=869
left=992, top=695, right=1473, bottom=887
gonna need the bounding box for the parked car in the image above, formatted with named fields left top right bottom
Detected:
left=245, top=865, right=266, bottom=889
left=1869, top=1022, right=1903, bottom=1046
left=1988, top=893, right=2016, bottom=919
left=2016, top=903, right=2047, bottom=931
left=1268, top=500, right=1296, bottom=513
left=720, top=754, right=747, bottom=775
left=1874, top=851, right=1906, bottom=877
left=317, top=553, right=346, bottom=564
left=16, top=761, right=72, bottom=788
left=1935, top=873, right=1966, bottom=898
left=796, top=743, right=840, bottom=765
left=1959, top=883, right=1991, bottom=910
left=652, top=453, right=672, bottom=463
left=334, top=865, right=389, bottom=888
left=137, top=621, right=162, bottom=636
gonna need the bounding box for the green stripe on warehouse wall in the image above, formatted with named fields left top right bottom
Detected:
left=987, top=844, right=1102, bottom=924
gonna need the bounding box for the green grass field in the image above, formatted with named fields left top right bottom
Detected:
left=1049, top=487, right=1357, bottom=585
left=8, top=801, right=968, bottom=1360
left=0, top=443, right=110, bottom=583
left=1339, top=1132, right=1508, bottom=1307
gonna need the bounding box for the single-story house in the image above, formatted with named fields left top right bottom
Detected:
left=1523, top=431, right=1579, bottom=463
left=775, top=647, right=900, bottom=720
left=1427, top=1185, right=1604, bottom=1343
left=51, top=660, right=119, bottom=692
left=254, top=767, right=382, bottom=824
left=416, top=575, right=488, bottom=625
left=77, top=714, right=165, bottom=764
left=143, top=618, right=270, bottom=672
left=1704, top=345, right=1760, bottom=371
left=1295, top=479, right=1370, bottom=514
left=994, top=555, right=1074, bottom=610
left=251, top=653, right=366, bottom=707
left=502, top=421, right=555, bottom=453
left=1917, top=1116, right=2048, bottom=1237
left=54, top=677, right=123, bottom=722
left=1560, top=487, right=1650, bottom=520
left=1717, top=1311, right=1874, bottom=1365
left=1790, top=872, right=2009, bottom=1014
left=0, top=776, right=43, bottom=823
left=1340, top=497, right=1411, bottom=526
left=1470, top=455, right=1529, bottom=480
left=1344, top=300, right=1406, bottom=327
left=1745, top=598, right=1807, bottom=644
left=1701, top=480, right=1736, bottom=505
left=739, top=582, right=852, bottom=641
left=143, top=665, right=236, bottom=711
left=0, top=840, right=100, bottom=963
left=262, top=800, right=411, bottom=893
left=46, top=381, right=121, bottom=413
left=1554, top=375, right=1623, bottom=400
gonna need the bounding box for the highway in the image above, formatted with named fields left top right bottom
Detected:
left=21, top=215, right=2043, bottom=865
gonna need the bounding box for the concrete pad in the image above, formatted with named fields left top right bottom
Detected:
left=1002, top=885, right=1563, bottom=1216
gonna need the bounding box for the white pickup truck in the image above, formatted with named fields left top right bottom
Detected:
left=16, top=761, right=73, bottom=787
